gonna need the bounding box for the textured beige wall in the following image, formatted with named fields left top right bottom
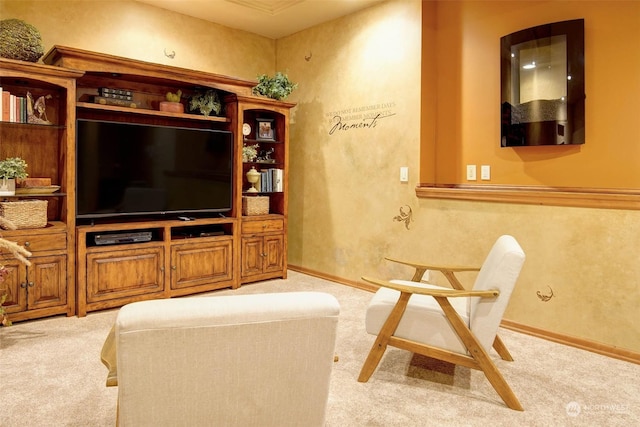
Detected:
left=278, top=0, right=640, bottom=354
left=278, top=0, right=423, bottom=287
left=0, top=0, right=274, bottom=80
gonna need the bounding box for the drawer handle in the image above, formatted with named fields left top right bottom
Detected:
left=24, top=241, right=30, bottom=247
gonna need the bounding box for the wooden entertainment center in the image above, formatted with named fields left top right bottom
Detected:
left=0, top=46, right=294, bottom=320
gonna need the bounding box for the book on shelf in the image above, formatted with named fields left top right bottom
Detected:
left=1, top=94, right=8, bottom=122
left=94, top=96, right=138, bottom=108
left=273, top=168, right=283, bottom=192
left=19, top=96, right=26, bottom=123
left=2, top=94, right=28, bottom=123
left=10, top=93, right=16, bottom=122
left=1, top=90, right=9, bottom=122
left=100, top=87, right=133, bottom=100
left=100, top=92, right=133, bottom=101
left=10, top=94, right=14, bottom=122
left=260, top=171, right=268, bottom=192
left=257, top=168, right=283, bottom=193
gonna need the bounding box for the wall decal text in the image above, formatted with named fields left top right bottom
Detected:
left=326, top=102, right=396, bottom=135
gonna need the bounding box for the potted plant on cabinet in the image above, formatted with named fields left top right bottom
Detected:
left=252, top=72, right=298, bottom=101
left=0, top=157, right=28, bottom=196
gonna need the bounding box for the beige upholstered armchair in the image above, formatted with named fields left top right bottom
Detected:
left=101, top=291, right=340, bottom=426
left=358, top=235, right=526, bottom=410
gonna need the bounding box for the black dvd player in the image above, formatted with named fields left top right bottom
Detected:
left=94, top=231, right=153, bottom=245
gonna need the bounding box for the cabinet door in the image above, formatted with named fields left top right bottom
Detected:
left=170, top=239, right=234, bottom=291
left=263, top=234, right=284, bottom=273
left=0, top=258, right=27, bottom=314
left=241, top=236, right=264, bottom=278
left=87, top=246, right=164, bottom=303
left=27, top=254, right=67, bottom=310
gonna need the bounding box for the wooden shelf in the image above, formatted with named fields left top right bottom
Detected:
left=77, top=101, right=229, bottom=123
left=0, top=121, right=65, bottom=130
left=243, top=161, right=284, bottom=167
left=1, top=193, right=66, bottom=199
left=243, top=138, right=284, bottom=144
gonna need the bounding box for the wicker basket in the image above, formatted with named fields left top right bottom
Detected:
left=0, top=200, right=48, bottom=229
left=242, top=196, right=269, bottom=216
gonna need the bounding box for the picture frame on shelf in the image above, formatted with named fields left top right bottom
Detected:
left=256, top=118, right=275, bottom=141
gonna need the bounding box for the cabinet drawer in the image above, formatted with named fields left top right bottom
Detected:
left=242, top=219, right=284, bottom=235
left=6, top=233, right=67, bottom=253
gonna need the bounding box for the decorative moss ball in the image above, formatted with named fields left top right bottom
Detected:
left=0, top=19, right=44, bottom=62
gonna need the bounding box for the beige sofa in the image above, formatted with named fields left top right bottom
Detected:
left=102, top=291, right=340, bottom=427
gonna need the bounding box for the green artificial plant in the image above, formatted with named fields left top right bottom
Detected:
left=165, top=89, right=182, bottom=102
left=0, top=19, right=44, bottom=62
left=252, top=72, right=298, bottom=101
left=189, top=89, right=222, bottom=117
left=0, top=157, right=28, bottom=179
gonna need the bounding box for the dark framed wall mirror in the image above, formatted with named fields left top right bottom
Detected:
left=501, top=19, right=585, bottom=147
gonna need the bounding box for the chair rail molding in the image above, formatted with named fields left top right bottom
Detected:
left=416, top=184, right=640, bottom=211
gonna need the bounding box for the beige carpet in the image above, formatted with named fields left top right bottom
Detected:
left=1, top=271, right=638, bottom=426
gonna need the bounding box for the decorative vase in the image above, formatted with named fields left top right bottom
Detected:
left=159, top=101, right=184, bottom=113
left=246, top=167, right=260, bottom=193
left=0, top=177, right=16, bottom=196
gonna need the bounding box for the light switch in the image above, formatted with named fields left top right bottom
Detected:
left=481, top=165, right=491, bottom=180
left=466, top=165, right=477, bottom=181
left=400, top=167, right=409, bottom=182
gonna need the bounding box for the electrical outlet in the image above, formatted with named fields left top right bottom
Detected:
left=400, top=167, right=409, bottom=182
left=481, top=165, right=491, bottom=180
left=466, top=165, right=477, bottom=181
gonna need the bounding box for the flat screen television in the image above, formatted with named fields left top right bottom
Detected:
left=76, top=119, right=234, bottom=220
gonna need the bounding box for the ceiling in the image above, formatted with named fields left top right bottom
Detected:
left=135, top=0, right=384, bottom=39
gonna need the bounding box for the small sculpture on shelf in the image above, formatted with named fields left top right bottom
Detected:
left=262, top=148, right=275, bottom=163
left=246, top=167, right=260, bottom=193
left=26, top=91, right=52, bottom=125
left=160, top=90, right=184, bottom=113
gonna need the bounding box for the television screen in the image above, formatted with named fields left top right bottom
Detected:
left=76, top=119, right=234, bottom=219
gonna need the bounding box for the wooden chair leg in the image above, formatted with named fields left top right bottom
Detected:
left=436, top=297, right=523, bottom=411
left=471, top=345, right=522, bottom=410
left=410, top=267, right=428, bottom=282
left=492, top=335, right=514, bottom=361
left=358, top=292, right=411, bottom=382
